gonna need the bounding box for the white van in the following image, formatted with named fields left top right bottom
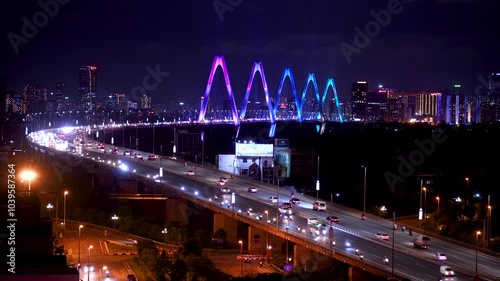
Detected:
left=313, top=201, right=327, bottom=211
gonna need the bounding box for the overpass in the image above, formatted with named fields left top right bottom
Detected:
left=27, top=127, right=500, bottom=281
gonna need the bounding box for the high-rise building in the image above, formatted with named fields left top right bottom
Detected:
left=415, top=91, right=442, bottom=124
left=445, top=85, right=467, bottom=125
left=489, top=72, right=500, bottom=94
left=366, top=88, right=389, bottom=122
left=79, top=66, right=97, bottom=112
left=351, top=81, right=368, bottom=121
left=55, top=83, right=65, bottom=111
left=141, top=95, right=151, bottom=109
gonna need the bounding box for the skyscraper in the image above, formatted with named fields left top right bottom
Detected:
left=415, top=91, right=442, bottom=123
left=55, top=83, right=65, bottom=111
left=351, top=81, right=368, bottom=121
left=79, top=66, right=97, bottom=112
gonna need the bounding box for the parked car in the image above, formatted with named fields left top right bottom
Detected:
left=376, top=232, right=390, bottom=241
left=247, top=187, right=257, bottom=193
left=440, top=265, right=454, bottom=276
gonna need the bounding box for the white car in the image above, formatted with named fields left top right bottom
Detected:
left=220, top=177, right=229, bottom=183
left=217, top=179, right=226, bottom=186
left=185, top=170, right=195, bottom=176
left=436, top=253, right=447, bottom=261
left=307, top=217, right=319, bottom=224
left=268, top=196, right=278, bottom=203
left=247, top=187, right=257, bottom=193
left=376, top=232, right=390, bottom=241
left=440, top=265, right=454, bottom=276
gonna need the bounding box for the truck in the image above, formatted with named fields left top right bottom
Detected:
left=413, top=235, right=430, bottom=249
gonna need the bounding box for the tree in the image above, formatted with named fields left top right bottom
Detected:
left=137, top=240, right=158, bottom=269
left=168, top=259, right=188, bottom=281
left=117, top=204, right=133, bottom=217
left=194, top=229, right=212, bottom=247
left=212, top=228, right=228, bottom=241
left=185, top=255, right=230, bottom=281
left=96, top=211, right=109, bottom=226
left=181, top=238, right=202, bottom=258
left=170, top=227, right=190, bottom=245
left=84, top=208, right=97, bottom=224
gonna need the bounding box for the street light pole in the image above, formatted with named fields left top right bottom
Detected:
left=316, top=156, right=320, bottom=199
left=419, top=179, right=423, bottom=229
left=265, top=210, right=269, bottom=265
left=162, top=228, right=168, bottom=252
left=487, top=195, right=492, bottom=249
left=423, top=187, right=427, bottom=219
left=362, top=165, right=367, bottom=215
left=239, top=240, right=243, bottom=277
left=285, top=219, right=289, bottom=271
left=153, top=124, right=155, bottom=155
left=78, top=225, right=83, bottom=266
left=87, top=245, right=93, bottom=281
left=436, top=197, right=440, bottom=233
left=135, top=126, right=138, bottom=151
left=476, top=231, right=481, bottom=275
left=63, top=191, right=68, bottom=229
left=47, top=203, right=53, bottom=218
left=112, top=215, right=118, bottom=229
left=392, top=211, right=395, bottom=275
left=160, top=145, right=163, bottom=184
left=465, top=177, right=469, bottom=206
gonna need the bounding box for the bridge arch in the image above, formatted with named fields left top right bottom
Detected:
left=321, top=78, right=344, bottom=122
left=239, top=62, right=276, bottom=124
left=198, top=55, right=240, bottom=126
left=273, top=68, right=302, bottom=122
left=300, top=73, right=322, bottom=121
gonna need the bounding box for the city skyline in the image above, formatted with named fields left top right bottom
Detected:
left=2, top=0, right=498, bottom=105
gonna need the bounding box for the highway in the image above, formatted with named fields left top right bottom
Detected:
left=61, top=221, right=138, bottom=281
left=28, top=128, right=500, bottom=281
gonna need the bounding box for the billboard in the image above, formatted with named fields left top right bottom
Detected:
left=235, top=143, right=273, bottom=157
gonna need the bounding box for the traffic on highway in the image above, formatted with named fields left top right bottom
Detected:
left=28, top=127, right=500, bottom=281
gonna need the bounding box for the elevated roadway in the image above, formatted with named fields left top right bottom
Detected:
left=28, top=129, right=500, bottom=281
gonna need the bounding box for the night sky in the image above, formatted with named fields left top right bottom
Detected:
left=2, top=0, right=498, bottom=105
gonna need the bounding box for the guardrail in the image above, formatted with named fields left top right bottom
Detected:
left=56, top=218, right=178, bottom=253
